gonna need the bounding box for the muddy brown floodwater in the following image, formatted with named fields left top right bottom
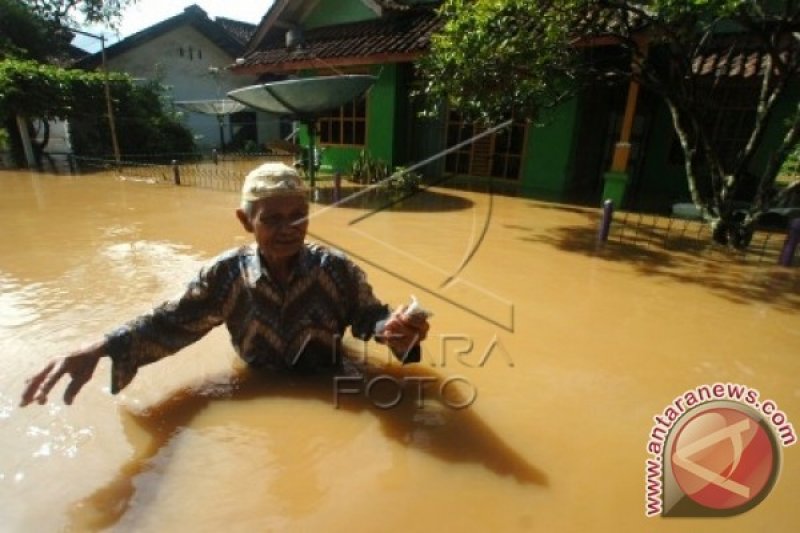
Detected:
left=1, top=169, right=798, bottom=531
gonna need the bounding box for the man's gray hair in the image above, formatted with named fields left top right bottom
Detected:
left=240, top=199, right=255, bottom=218
left=241, top=162, right=308, bottom=203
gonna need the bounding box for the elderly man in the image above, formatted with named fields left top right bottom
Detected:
left=21, top=163, right=430, bottom=406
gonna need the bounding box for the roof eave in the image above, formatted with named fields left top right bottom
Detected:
left=245, top=0, right=293, bottom=56
left=230, top=51, right=423, bottom=75
left=75, top=7, right=249, bottom=70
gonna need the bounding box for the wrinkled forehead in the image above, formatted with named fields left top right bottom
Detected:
left=250, top=194, right=309, bottom=216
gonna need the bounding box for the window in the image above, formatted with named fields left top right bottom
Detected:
left=318, top=94, right=367, bottom=146
left=444, top=111, right=526, bottom=180
left=230, top=111, right=257, bottom=147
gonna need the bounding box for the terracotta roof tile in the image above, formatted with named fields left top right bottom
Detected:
left=239, top=9, right=441, bottom=71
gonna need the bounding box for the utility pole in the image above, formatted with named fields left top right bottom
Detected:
left=101, top=34, right=121, bottom=166
left=72, top=28, right=121, bottom=165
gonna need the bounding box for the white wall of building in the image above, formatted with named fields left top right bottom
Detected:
left=106, top=25, right=281, bottom=151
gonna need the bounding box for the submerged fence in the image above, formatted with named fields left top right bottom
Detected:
left=73, top=152, right=294, bottom=193
left=596, top=200, right=799, bottom=267
left=42, top=153, right=800, bottom=267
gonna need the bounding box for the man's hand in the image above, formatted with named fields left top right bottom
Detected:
left=381, top=305, right=430, bottom=355
left=20, top=342, right=105, bottom=406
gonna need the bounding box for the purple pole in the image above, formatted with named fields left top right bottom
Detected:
left=598, top=199, right=614, bottom=243
left=778, top=218, right=800, bottom=267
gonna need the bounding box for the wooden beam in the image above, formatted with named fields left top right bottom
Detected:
left=609, top=38, right=649, bottom=172
left=245, top=0, right=293, bottom=56
left=570, top=35, right=625, bottom=48
left=609, top=80, right=640, bottom=172
left=231, top=52, right=422, bottom=75
left=298, top=0, right=322, bottom=23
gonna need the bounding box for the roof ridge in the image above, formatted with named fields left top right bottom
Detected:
left=75, top=6, right=250, bottom=69
left=259, top=7, right=438, bottom=44
left=215, top=16, right=257, bottom=27
left=236, top=9, right=442, bottom=73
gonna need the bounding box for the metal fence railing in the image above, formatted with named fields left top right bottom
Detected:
left=16, top=151, right=799, bottom=266
left=71, top=153, right=295, bottom=193
left=599, top=209, right=796, bottom=266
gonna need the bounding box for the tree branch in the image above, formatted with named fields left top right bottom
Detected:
left=664, top=95, right=705, bottom=210
left=772, top=178, right=800, bottom=207
left=754, top=103, right=800, bottom=211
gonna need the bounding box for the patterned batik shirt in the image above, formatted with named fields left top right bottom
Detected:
left=105, top=242, right=402, bottom=393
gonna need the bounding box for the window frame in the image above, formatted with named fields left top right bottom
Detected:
left=317, top=94, right=368, bottom=148
left=443, top=109, right=528, bottom=181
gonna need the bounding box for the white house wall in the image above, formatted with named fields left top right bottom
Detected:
left=106, top=25, right=280, bottom=151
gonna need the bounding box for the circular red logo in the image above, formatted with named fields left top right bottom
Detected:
left=670, top=407, right=776, bottom=510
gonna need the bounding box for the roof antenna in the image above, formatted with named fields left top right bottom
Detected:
left=286, top=26, right=305, bottom=50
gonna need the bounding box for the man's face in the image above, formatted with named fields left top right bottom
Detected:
left=238, top=195, right=309, bottom=262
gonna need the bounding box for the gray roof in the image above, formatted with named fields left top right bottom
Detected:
left=76, top=5, right=256, bottom=69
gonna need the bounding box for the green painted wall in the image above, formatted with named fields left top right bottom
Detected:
left=304, top=0, right=377, bottom=29
left=296, top=64, right=400, bottom=176
left=366, top=64, right=398, bottom=165
left=320, top=146, right=361, bottom=175
left=636, top=101, right=689, bottom=212
left=393, top=64, right=414, bottom=166
left=521, top=97, right=580, bottom=199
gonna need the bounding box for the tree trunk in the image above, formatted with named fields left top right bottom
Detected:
left=15, top=115, right=36, bottom=168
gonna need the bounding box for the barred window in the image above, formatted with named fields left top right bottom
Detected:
left=318, top=95, right=367, bottom=146
left=445, top=111, right=526, bottom=180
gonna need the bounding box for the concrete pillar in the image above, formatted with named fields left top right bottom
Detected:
left=601, top=78, right=641, bottom=206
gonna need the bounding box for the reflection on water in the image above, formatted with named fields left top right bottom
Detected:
left=515, top=211, right=800, bottom=313
left=70, top=363, right=546, bottom=530
left=0, top=274, right=43, bottom=328
left=1, top=170, right=798, bottom=532
left=312, top=185, right=476, bottom=213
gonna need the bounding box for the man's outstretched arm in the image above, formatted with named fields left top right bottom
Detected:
left=20, top=254, right=237, bottom=405
left=20, top=340, right=106, bottom=407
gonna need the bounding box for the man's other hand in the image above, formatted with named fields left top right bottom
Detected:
left=20, top=342, right=105, bottom=406
left=381, top=305, right=430, bottom=355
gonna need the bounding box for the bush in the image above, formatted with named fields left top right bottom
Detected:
left=387, top=166, right=422, bottom=194
left=68, top=80, right=195, bottom=159
left=778, top=145, right=800, bottom=184
left=0, top=60, right=195, bottom=164
left=351, top=149, right=389, bottom=184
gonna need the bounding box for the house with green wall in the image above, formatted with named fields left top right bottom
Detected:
left=231, top=0, right=797, bottom=214
left=232, top=0, right=440, bottom=179
left=231, top=0, right=550, bottom=191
